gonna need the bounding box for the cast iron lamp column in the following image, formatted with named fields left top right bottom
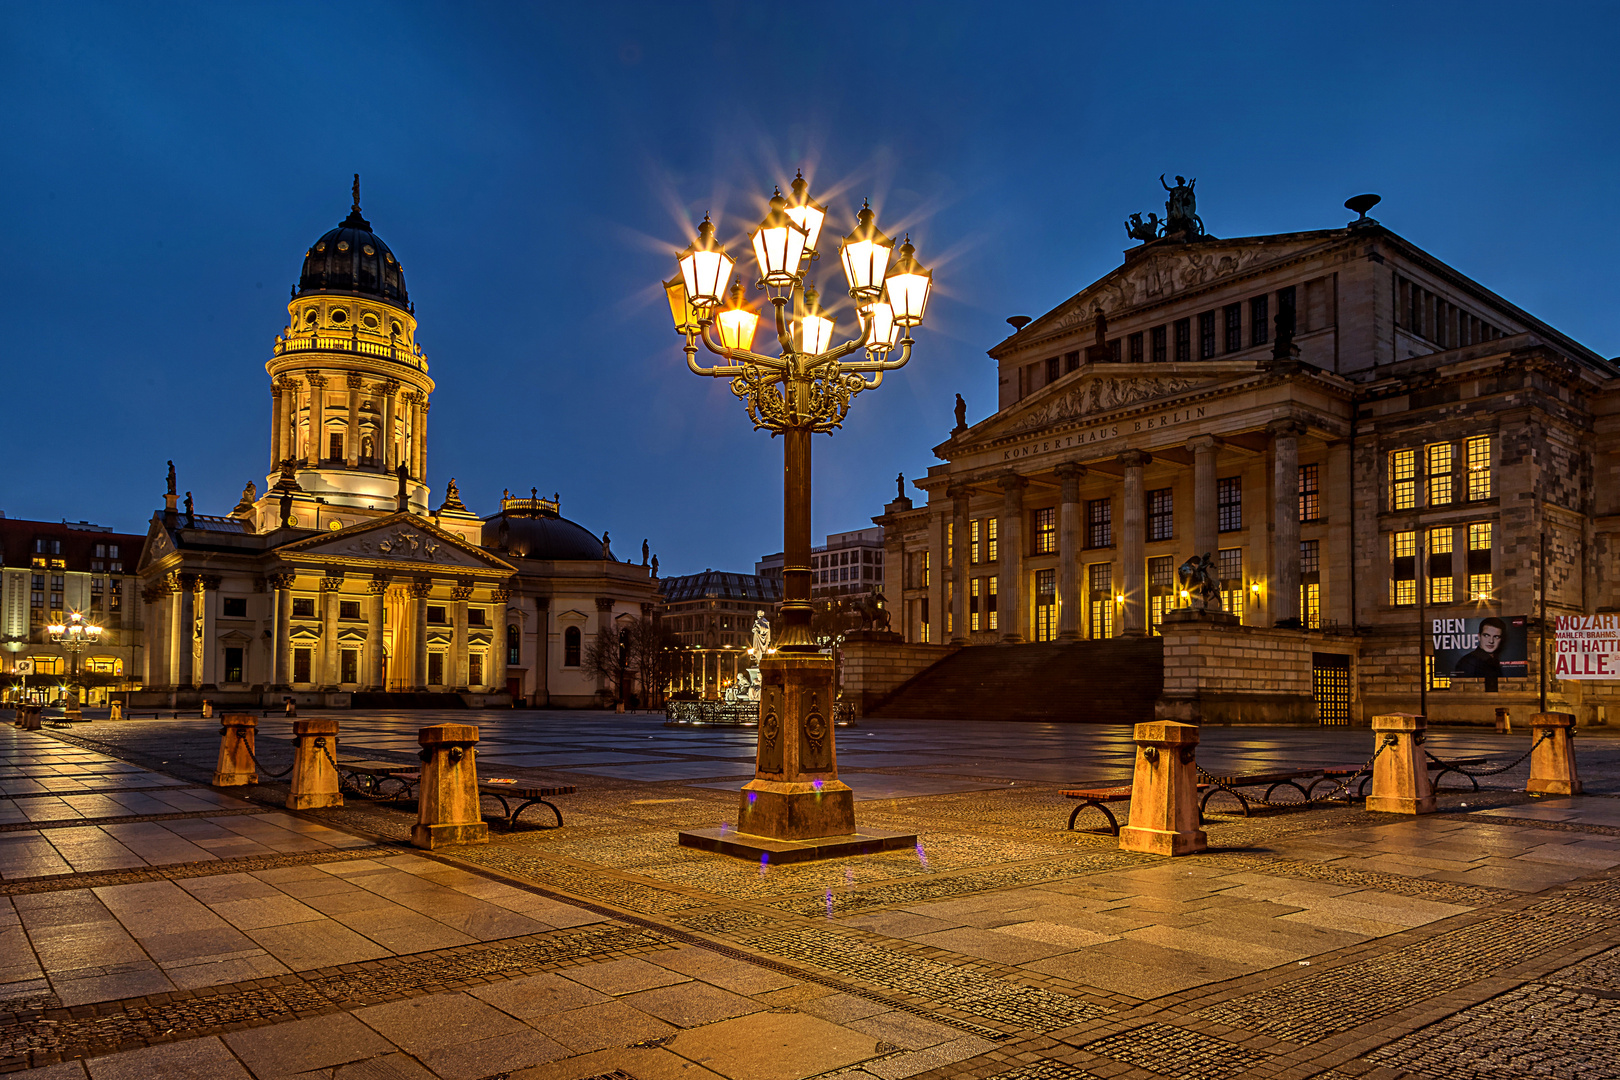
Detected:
left=46, top=611, right=103, bottom=710
left=666, top=177, right=931, bottom=849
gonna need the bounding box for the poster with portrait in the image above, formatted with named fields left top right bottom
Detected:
left=1431, top=615, right=1528, bottom=678
left=12, top=659, right=32, bottom=676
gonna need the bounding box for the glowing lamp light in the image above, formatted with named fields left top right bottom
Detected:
left=785, top=171, right=827, bottom=257
left=663, top=276, right=702, bottom=336
left=885, top=236, right=932, bottom=326
left=1250, top=581, right=1262, bottom=595
left=716, top=280, right=760, bottom=352
left=859, top=297, right=900, bottom=355
left=796, top=286, right=835, bottom=355
left=839, top=201, right=892, bottom=301
left=677, top=215, right=734, bottom=310
left=750, top=190, right=808, bottom=288
left=46, top=623, right=65, bottom=636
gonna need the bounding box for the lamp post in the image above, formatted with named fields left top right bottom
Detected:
left=46, top=610, right=103, bottom=712
left=668, top=174, right=929, bottom=855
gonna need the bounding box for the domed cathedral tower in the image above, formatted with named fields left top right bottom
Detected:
left=252, top=176, right=434, bottom=530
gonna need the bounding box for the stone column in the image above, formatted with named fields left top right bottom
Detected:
left=1269, top=419, right=1304, bottom=627
left=173, top=573, right=197, bottom=688
left=452, top=580, right=473, bottom=690
left=305, top=375, right=326, bottom=467
left=271, top=572, right=294, bottom=688
left=345, top=374, right=362, bottom=466
left=367, top=576, right=388, bottom=690
left=199, top=576, right=221, bottom=687
left=416, top=399, right=430, bottom=480
left=1055, top=465, right=1084, bottom=642
left=490, top=587, right=510, bottom=693
left=1188, top=434, right=1219, bottom=560
left=320, top=576, right=343, bottom=688
left=145, top=585, right=170, bottom=688
left=381, top=381, right=399, bottom=471
left=411, top=578, right=431, bottom=691
left=282, top=380, right=299, bottom=466
left=999, top=474, right=1027, bottom=643
left=1326, top=439, right=1354, bottom=627
left=1119, top=450, right=1152, bottom=635
left=949, top=486, right=971, bottom=644
left=270, top=381, right=285, bottom=471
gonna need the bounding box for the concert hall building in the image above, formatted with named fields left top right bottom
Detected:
left=874, top=192, right=1619, bottom=725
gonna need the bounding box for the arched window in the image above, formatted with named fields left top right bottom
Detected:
left=507, top=625, right=520, bottom=666
left=564, top=626, right=581, bottom=667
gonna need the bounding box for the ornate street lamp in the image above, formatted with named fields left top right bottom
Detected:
left=666, top=176, right=930, bottom=857
left=46, top=610, right=102, bottom=711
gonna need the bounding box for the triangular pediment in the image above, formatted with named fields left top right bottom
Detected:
left=966, top=367, right=1231, bottom=447
left=137, top=516, right=176, bottom=573
left=1001, top=231, right=1343, bottom=351
left=275, top=512, right=515, bottom=574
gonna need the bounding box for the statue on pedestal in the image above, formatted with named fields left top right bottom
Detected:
left=1176, top=553, right=1223, bottom=612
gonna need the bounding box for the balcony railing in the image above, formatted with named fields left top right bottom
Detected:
left=273, top=331, right=428, bottom=372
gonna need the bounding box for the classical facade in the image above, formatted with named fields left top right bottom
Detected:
left=1, top=518, right=145, bottom=704
left=133, top=184, right=656, bottom=708
left=877, top=188, right=1620, bottom=723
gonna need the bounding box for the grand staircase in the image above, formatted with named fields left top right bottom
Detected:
left=867, top=639, right=1164, bottom=723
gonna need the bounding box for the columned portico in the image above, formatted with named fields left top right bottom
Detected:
left=411, top=578, right=431, bottom=691
left=1054, top=464, right=1084, bottom=641
left=172, top=573, right=197, bottom=688
left=1269, top=418, right=1304, bottom=627
left=1119, top=450, right=1151, bottom=636
left=367, top=575, right=388, bottom=688
left=272, top=572, right=294, bottom=687
left=490, top=588, right=510, bottom=692
left=452, top=580, right=473, bottom=690
left=1188, top=434, right=1219, bottom=560
left=320, top=575, right=342, bottom=688
left=999, top=474, right=1027, bottom=642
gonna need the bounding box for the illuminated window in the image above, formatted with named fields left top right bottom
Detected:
left=986, top=518, right=998, bottom=562
left=946, top=583, right=953, bottom=634
left=1148, top=489, right=1173, bottom=542
left=1148, top=555, right=1175, bottom=633
left=947, top=522, right=954, bottom=555
left=987, top=576, right=998, bottom=631
left=468, top=653, right=483, bottom=686
left=1427, top=443, right=1454, bottom=505
left=923, top=550, right=930, bottom=587
left=341, top=649, right=359, bottom=683
left=1429, top=528, right=1454, bottom=604
left=970, top=578, right=981, bottom=632
left=1034, top=569, right=1057, bottom=641
left=1390, top=449, right=1417, bottom=510
left=1468, top=522, right=1493, bottom=599
left=919, top=597, right=929, bottom=643
left=1086, top=499, right=1111, bottom=548
left=1391, top=531, right=1416, bottom=606
left=1218, top=477, right=1242, bottom=532
left=1298, top=464, right=1320, bottom=522
left=1218, top=548, right=1244, bottom=618
left=970, top=520, right=981, bottom=565
left=1088, top=562, right=1114, bottom=639
left=1300, top=583, right=1320, bottom=629
left=1033, top=508, right=1057, bottom=554
left=1426, top=654, right=1451, bottom=690
left=1466, top=435, right=1493, bottom=500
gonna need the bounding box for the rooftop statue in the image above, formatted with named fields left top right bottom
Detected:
left=1161, top=174, right=1204, bottom=236
left=953, top=393, right=967, bottom=433
left=1125, top=211, right=1161, bottom=242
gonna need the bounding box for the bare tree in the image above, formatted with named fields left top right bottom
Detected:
left=580, top=627, right=627, bottom=706
left=626, top=616, right=680, bottom=709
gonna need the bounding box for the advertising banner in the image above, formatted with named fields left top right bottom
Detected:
left=1555, top=615, right=1620, bottom=680
left=12, top=659, right=32, bottom=676
left=1431, top=615, right=1528, bottom=678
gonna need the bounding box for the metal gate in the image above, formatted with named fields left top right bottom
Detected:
left=1312, top=652, right=1352, bottom=725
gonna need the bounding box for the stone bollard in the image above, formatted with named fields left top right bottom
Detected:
left=411, top=724, right=488, bottom=849
left=1527, top=712, right=1582, bottom=796
left=109, top=701, right=123, bottom=721
left=1119, top=721, right=1207, bottom=856
left=284, top=697, right=298, bottom=717
left=1494, top=707, right=1512, bottom=733
left=1366, top=713, right=1436, bottom=814
left=201, top=700, right=214, bottom=719
left=213, top=713, right=258, bottom=786
left=19, top=706, right=42, bottom=732
left=287, top=718, right=343, bottom=810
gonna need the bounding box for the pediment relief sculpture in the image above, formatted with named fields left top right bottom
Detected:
left=318, top=525, right=484, bottom=567
left=1049, top=247, right=1280, bottom=332
left=1007, top=376, right=1207, bottom=433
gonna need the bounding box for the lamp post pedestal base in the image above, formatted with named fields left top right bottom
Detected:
left=678, top=652, right=917, bottom=861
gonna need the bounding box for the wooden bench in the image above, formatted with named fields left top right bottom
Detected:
left=337, top=760, right=418, bottom=799
left=477, top=778, right=576, bottom=828
left=1198, top=769, right=1320, bottom=816
left=1060, top=785, right=1135, bottom=835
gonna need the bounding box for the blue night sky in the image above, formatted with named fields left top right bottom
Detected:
left=3, top=2, right=1616, bottom=574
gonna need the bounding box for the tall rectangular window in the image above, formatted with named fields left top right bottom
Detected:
left=1045, top=355, right=1060, bottom=384
left=1088, top=562, right=1114, bottom=639
left=1300, top=539, right=1320, bottom=576
left=1426, top=442, right=1454, bottom=505
left=1300, top=582, right=1321, bottom=629
left=1466, top=435, right=1493, bottom=500
left=970, top=519, right=982, bottom=565
left=469, top=653, right=483, bottom=686
left=293, top=648, right=312, bottom=683
left=1128, top=332, right=1144, bottom=363
left=1033, top=507, right=1057, bottom=554
left=224, top=648, right=244, bottom=684
left=1086, top=498, right=1112, bottom=548
left=1034, top=569, right=1057, bottom=641
left=1224, top=303, right=1243, bottom=353
left=1151, top=325, right=1167, bottom=363
left=986, top=518, right=998, bottom=562
left=1277, top=285, right=1297, bottom=339
left=1218, top=477, right=1242, bottom=532
left=428, top=653, right=444, bottom=685
left=1390, top=449, right=1417, bottom=511
left=1064, top=350, right=1080, bottom=373
left=1173, top=319, right=1191, bottom=363
left=987, top=576, right=998, bottom=631
left=340, top=648, right=359, bottom=683
left=923, top=550, right=930, bottom=587
left=1429, top=527, right=1454, bottom=604
left=970, top=577, right=981, bottom=632
left=1250, top=295, right=1270, bottom=347
left=1218, top=548, right=1244, bottom=619
left=1391, top=531, right=1416, bottom=606
left=329, top=432, right=343, bottom=461
left=1468, top=522, right=1493, bottom=600
left=1198, top=311, right=1216, bottom=358
left=1148, top=555, right=1175, bottom=632
left=919, top=596, right=929, bottom=643
left=1298, top=463, right=1320, bottom=522
left=1148, top=488, right=1173, bottom=542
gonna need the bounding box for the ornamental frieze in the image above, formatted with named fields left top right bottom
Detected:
left=1009, top=376, right=1205, bottom=433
